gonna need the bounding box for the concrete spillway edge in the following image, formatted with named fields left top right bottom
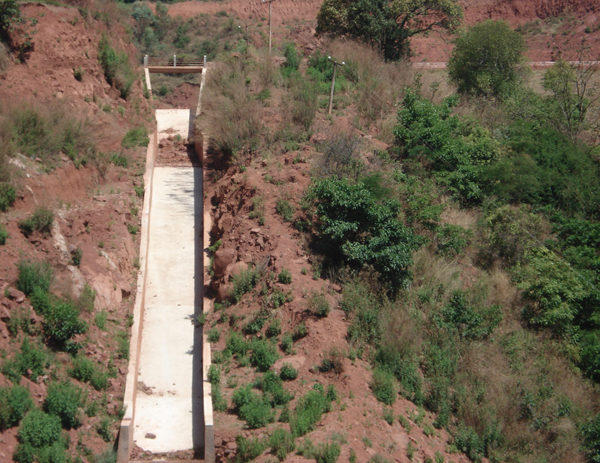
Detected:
left=117, top=130, right=158, bottom=463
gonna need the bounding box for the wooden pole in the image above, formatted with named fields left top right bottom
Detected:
left=269, top=1, right=272, bottom=53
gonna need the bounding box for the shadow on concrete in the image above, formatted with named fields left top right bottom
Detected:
left=192, top=165, right=205, bottom=458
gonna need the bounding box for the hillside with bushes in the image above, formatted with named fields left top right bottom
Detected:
left=1, top=0, right=600, bottom=462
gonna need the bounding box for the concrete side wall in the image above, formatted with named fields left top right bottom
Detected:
left=117, top=131, right=158, bottom=463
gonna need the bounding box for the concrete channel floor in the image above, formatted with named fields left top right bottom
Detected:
left=133, top=166, right=204, bottom=454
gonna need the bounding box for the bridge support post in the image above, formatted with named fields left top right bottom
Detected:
left=204, top=55, right=207, bottom=68
left=174, top=54, right=177, bottom=67
left=144, top=54, right=148, bottom=67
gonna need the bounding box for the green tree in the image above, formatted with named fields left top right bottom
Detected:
left=542, top=57, right=600, bottom=144
left=448, top=20, right=525, bottom=97
left=316, top=0, right=462, bottom=61
left=307, top=177, right=424, bottom=291
left=0, top=0, right=20, bottom=43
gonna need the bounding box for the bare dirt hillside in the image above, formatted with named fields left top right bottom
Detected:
left=0, top=3, right=152, bottom=459
left=165, top=0, right=600, bottom=61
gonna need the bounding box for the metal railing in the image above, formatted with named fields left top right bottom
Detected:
left=144, top=55, right=207, bottom=68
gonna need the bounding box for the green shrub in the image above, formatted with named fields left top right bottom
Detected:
left=276, top=199, right=295, bottom=222
left=207, top=365, right=221, bottom=385
left=232, top=385, right=256, bottom=411
left=69, top=357, right=109, bottom=391
left=283, top=42, right=300, bottom=70
left=436, top=224, right=469, bottom=257
left=226, top=331, right=248, bottom=357
left=98, top=35, right=136, bottom=99
left=73, top=66, right=84, bottom=81
left=0, top=182, right=16, bottom=211
left=207, top=328, right=221, bottom=343
left=266, top=319, right=282, bottom=338
left=279, top=363, right=298, bottom=381
left=281, top=333, right=294, bottom=354
left=316, top=442, right=341, bottom=463
left=259, top=371, right=293, bottom=406
left=370, top=368, right=397, bottom=405
left=231, top=267, right=260, bottom=303
left=308, top=292, right=331, bottom=317
left=250, top=338, right=280, bottom=372
left=243, top=310, right=267, bottom=335
left=121, top=127, right=149, bottom=149
left=290, top=387, right=332, bottom=437
left=288, top=74, right=318, bottom=131
left=76, top=283, right=96, bottom=313
left=292, top=322, right=308, bottom=340
left=110, top=152, right=128, bottom=167
left=16, top=260, right=52, bottom=296
left=239, top=396, right=275, bottom=429
left=236, top=435, right=266, bottom=462
left=0, top=385, right=34, bottom=430
left=269, top=428, right=295, bottom=461
left=96, top=416, right=113, bottom=442
left=44, top=381, right=82, bottom=429
left=2, top=338, right=47, bottom=383
left=116, top=330, right=129, bottom=360
left=278, top=268, right=292, bottom=284
left=383, top=407, right=394, bottom=425
left=18, top=207, right=54, bottom=238
left=583, top=413, right=600, bottom=463
left=0, top=222, right=8, bottom=244
left=43, top=301, right=88, bottom=348
left=211, top=383, right=228, bottom=413
left=452, top=425, right=485, bottom=463
left=17, top=409, right=63, bottom=449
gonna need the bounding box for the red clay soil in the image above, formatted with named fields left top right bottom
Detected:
left=0, top=3, right=151, bottom=460
left=164, top=0, right=600, bottom=62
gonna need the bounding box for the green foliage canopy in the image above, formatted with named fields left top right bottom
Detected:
left=308, top=176, right=424, bottom=291
left=316, top=0, right=462, bottom=61
left=448, top=20, right=525, bottom=97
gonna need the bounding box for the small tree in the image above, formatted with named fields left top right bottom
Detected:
left=316, top=0, right=462, bottom=62
left=448, top=20, right=525, bottom=97
left=542, top=52, right=600, bottom=144
left=0, top=0, right=20, bottom=43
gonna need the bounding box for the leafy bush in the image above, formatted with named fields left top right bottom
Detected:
left=266, top=319, right=282, bottom=338
left=98, top=35, right=136, bottom=99
left=239, top=396, right=275, bottom=429
left=207, top=328, right=221, bottom=343
left=231, top=267, right=260, bottom=303
left=44, top=381, right=82, bottom=429
left=121, top=127, right=149, bottom=149
left=69, top=357, right=109, bottom=391
left=316, top=442, right=341, bottom=463
left=226, top=331, right=248, bottom=357
left=452, top=425, right=485, bottom=463
left=448, top=20, right=525, bottom=97
left=320, top=347, right=344, bottom=374
left=279, top=363, right=298, bottom=381
left=250, top=338, right=280, bottom=372
left=17, top=409, right=64, bottom=450
left=308, top=292, right=331, bottom=317
left=440, top=291, right=502, bottom=341
left=0, top=182, right=16, bottom=211
left=435, top=224, right=469, bottom=257
left=308, top=176, right=423, bottom=292
left=0, top=385, right=34, bottom=430
left=18, top=207, right=54, bottom=238
left=232, top=385, right=256, bottom=412
left=276, top=199, right=295, bottom=222
left=583, top=413, right=600, bottom=463
left=43, top=301, right=88, bottom=349
left=16, top=260, right=52, bottom=296
left=2, top=338, right=47, bottom=383
left=375, top=346, right=423, bottom=403
left=281, top=333, right=294, bottom=354
left=292, top=322, right=308, bottom=340
left=282, top=42, right=300, bottom=71
left=258, top=371, right=293, bottom=406
left=290, top=387, right=332, bottom=437
left=370, top=368, right=397, bottom=405
left=236, top=435, right=266, bottom=462
left=269, top=428, right=295, bottom=461
left=278, top=268, right=292, bottom=284
left=394, top=89, right=499, bottom=205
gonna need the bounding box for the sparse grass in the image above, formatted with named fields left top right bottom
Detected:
left=18, top=206, right=54, bottom=237
left=121, top=127, right=149, bottom=149
left=308, top=292, right=331, bottom=317
left=276, top=199, right=295, bottom=222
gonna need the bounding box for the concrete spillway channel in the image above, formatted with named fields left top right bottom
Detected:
left=118, top=70, right=214, bottom=462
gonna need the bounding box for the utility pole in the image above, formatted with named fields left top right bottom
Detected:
left=328, top=56, right=345, bottom=115
left=263, top=0, right=276, bottom=53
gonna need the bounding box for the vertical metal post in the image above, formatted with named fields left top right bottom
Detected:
left=327, top=57, right=344, bottom=115
left=173, top=55, right=177, bottom=67
left=144, top=55, right=148, bottom=67
left=204, top=55, right=207, bottom=68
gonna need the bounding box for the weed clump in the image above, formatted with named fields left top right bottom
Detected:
left=0, top=385, right=34, bottom=430
left=44, top=381, right=83, bottom=429
left=98, top=35, right=136, bottom=99
left=18, top=207, right=54, bottom=238
left=121, top=127, right=149, bottom=149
